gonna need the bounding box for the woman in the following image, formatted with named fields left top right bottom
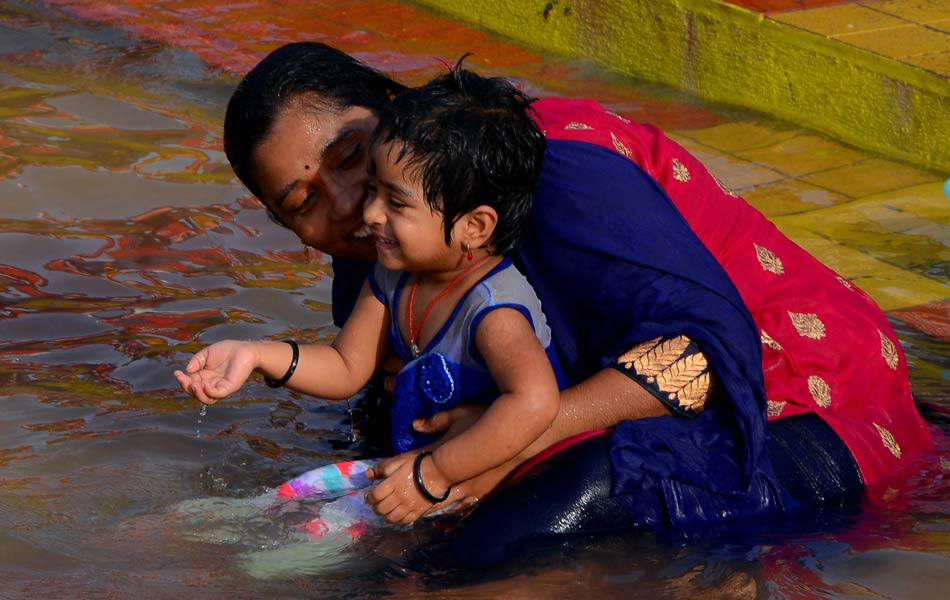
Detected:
left=220, top=41, right=933, bottom=565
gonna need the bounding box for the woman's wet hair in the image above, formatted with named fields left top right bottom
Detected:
left=372, top=61, right=545, bottom=255
left=224, top=41, right=405, bottom=199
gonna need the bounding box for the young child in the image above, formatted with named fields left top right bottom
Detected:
left=175, top=65, right=561, bottom=527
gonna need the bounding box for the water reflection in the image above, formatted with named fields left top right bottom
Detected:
left=0, top=1, right=947, bottom=598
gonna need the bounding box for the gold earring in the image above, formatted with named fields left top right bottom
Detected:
left=464, top=242, right=473, bottom=261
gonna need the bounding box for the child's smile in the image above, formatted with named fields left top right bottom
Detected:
left=372, top=231, right=399, bottom=255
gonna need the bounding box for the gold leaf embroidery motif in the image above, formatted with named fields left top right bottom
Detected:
left=606, top=110, right=631, bottom=123
left=672, top=158, right=691, bottom=182
left=565, top=122, right=593, bottom=130
left=713, top=174, right=738, bottom=197
left=836, top=276, right=854, bottom=290
left=674, top=371, right=712, bottom=414
left=617, top=336, right=690, bottom=374
left=808, top=375, right=831, bottom=408
left=616, top=336, right=711, bottom=414
left=755, top=243, right=784, bottom=275
left=874, top=423, right=901, bottom=459
left=940, top=457, right=950, bottom=472
left=788, top=312, right=826, bottom=340
left=617, top=340, right=651, bottom=370
left=654, top=351, right=708, bottom=403
left=611, top=132, right=632, bottom=158
left=767, top=400, right=786, bottom=417
left=879, top=330, right=898, bottom=371
left=761, top=329, right=783, bottom=351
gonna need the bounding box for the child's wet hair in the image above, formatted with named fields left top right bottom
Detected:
left=370, top=60, right=545, bottom=255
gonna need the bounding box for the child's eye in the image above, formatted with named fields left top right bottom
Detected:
left=387, top=196, right=405, bottom=209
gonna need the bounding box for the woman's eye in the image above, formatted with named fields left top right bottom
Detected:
left=294, top=193, right=316, bottom=215
left=338, top=145, right=361, bottom=170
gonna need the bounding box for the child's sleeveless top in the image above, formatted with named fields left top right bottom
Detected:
left=369, top=258, right=563, bottom=453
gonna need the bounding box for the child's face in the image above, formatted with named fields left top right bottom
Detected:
left=364, top=141, right=460, bottom=272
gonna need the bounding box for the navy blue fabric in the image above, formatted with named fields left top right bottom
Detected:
left=767, top=412, right=864, bottom=508
left=414, top=413, right=862, bottom=570
left=514, top=140, right=787, bottom=529
left=417, top=433, right=632, bottom=569
left=333, top=138, right=794, bottom=531
left=330, top=256, right=371, bottom=328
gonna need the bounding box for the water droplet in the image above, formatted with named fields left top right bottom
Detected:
left=196, top=403, right=208, bottom=437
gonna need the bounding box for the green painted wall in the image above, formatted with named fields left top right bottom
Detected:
left=412, top=0, right=950, bottom=172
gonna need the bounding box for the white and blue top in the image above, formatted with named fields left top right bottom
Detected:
left=369, top=257, right=564, bottom=453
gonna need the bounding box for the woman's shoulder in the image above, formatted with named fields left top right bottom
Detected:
left=533, top=96, right=667, bottom=177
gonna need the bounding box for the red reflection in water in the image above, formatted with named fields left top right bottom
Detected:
left=47, top=0, right=726, bottom=131
left=0, top=264, right=49, bottom=299
left=0, top=199, right=323, bottom=414
left=890, top=300, right=950, bottom=341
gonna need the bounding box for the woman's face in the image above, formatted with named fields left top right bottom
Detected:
left=250, top=98, right=379, bottom=261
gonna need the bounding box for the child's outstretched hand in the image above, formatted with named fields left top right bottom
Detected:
left=174, top=340, right=257, bottom=405
left=365, top=451, right=450, bottom=525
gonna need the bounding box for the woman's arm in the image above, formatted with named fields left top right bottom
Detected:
left=405, top=367, right=672, bottom=509
left=532, top=367, right=671, bottom=450
left=419, top=366, right=671, bottom=460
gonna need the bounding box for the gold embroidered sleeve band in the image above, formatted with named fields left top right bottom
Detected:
left=612, top=335, right=716, bottom=418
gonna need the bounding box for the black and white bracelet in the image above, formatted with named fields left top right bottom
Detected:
left=263, top=339, right=299, bottom=388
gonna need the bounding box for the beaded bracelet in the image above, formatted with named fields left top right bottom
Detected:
left=413, top=451, right=450, bottom=503
left=263, top=339, right=299, bottom=388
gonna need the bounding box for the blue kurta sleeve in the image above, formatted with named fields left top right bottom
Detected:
left=513, top=139, right=792, bottom=530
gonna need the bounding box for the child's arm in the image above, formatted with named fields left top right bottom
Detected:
left=174, top=282, right=390, bottom=404
left=366, top=307, right=559, bottom=524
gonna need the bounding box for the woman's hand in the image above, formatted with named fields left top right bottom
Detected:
left=412, top=404, right=487, bottom=441
left=435, top=460, right=514, bottom=511
left=173, top=340, right=258, bottom=405
left=379, top=352, right=404, bottom=394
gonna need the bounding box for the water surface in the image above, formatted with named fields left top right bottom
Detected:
left=1, top=1, right=948, bottom=598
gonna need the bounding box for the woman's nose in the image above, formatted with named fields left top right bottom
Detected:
left=330, top=177, right=366, bottom=221
left=363, top=192, right=383, bottom=225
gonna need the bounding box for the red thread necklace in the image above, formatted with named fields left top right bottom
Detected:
left=407, top=255, right=492, bottom=357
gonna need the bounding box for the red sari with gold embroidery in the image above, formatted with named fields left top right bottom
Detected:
left=532, top=97, right=933, bottom=493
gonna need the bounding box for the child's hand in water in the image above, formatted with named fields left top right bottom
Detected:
left=365, top=451, right=450, bottom=525
left=174, top=340, right=258, bottom=405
